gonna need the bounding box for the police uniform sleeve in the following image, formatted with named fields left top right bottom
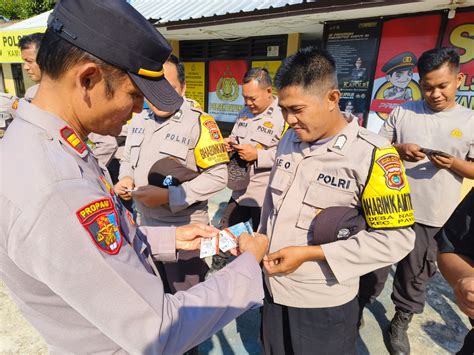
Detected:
left=168, top=114, right=228, bottom=213
left=6, top=180, right=263, bottom=354
left=118, top=120, right=136, bottom=180
left=378, top=106, right=401, bottom=143
left=321, top=146, right=415, bottom=283
left=88, top=133, right=118, bottom=166
left=436, top=188, right=474, bottom=260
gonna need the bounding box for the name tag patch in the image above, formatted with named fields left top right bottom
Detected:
left=316, top=173, right=351, bottom=190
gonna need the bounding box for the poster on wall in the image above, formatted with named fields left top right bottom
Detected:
left=251, top=60, right=281, bottom=95
left=366, top=14, right=442, bottom=133
left=324, top=20, right=381, bottom=126
left=183, top=62, right=206, bottom=109
left=442, top=11, right=474, bottom=110
left=208, top=60, right=248, bottom=123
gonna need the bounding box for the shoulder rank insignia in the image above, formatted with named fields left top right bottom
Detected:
left=60, top=126, right=86, bottom=154
left=76, top=198, right=123, bottom=255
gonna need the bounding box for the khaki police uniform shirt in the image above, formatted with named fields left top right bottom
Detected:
left=260, top=115, right=415, bottom=308
left=229, top=98, right=286, bottom=207
left=379, top=101, right=474, bottom=227
left=120, top=100, right=228, bottom=225
left=24, top=83, right=39, bottom=102
left=0, top=100, right=263, bottom=354
left=89, top=125, right=129, bottom=167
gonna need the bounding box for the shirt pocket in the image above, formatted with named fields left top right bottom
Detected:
left=128, top=134, right=144, bottom=167
left=233, top=124, right=248, bottom=140
left=159, top=140, right=189, bottom=161
left=296, top=182, right=355, bottom=231
left=269, top=168, right=293, bottom=207
left=251, top=128, right=274, bottom=147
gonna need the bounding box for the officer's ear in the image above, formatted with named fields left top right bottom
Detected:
left=327, top=89, right=341, bottom=112
left=76, top=62, right=101, bottom=100
left=456, top=72, right=464, bottom=89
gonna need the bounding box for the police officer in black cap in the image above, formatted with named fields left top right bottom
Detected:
left=0, top=0, right=269, bottom=353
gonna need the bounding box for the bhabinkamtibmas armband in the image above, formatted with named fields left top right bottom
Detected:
left=194, top=114, right=230, bottom=170
left=361, top=146, right=414, bottom=229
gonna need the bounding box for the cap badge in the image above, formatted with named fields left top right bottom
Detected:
left=163, top=175, right=174, bottom=187
left=337, top=228, right=351, bottom=239
left=403, top=56, right=412, bottom=63
left=333, top=134, right=347, bottom=150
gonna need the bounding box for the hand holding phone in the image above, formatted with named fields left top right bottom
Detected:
left=420, top=148, right=451, bottom=159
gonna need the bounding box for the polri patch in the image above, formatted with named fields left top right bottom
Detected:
left=76, top=198, right=123, bottom=255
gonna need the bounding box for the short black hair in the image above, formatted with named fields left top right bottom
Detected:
left=243, top=68, right=272, bottom=88
left=166, top=54, right=185, bottom=86
left=417, top=47, right=460, bottom=79
left=275, top=46, right=338, bottom=94
left=18, top=32, right=44, bottom=51
left=37, top=29, right=126, bottom=98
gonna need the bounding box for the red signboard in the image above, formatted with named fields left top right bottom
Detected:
left=366, top=14, right=442, bottom=133
left=208, top=60, right=248, bottom=123
left=442, top=11, right=474, bottom=111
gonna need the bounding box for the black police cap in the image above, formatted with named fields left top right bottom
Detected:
left=48, top=0, right=183, bottom=112
left=148, top=157, right=200, bottom=188
left=382, top=51, right=417, bottom=75
left=311, top=206, right=367, bottom=245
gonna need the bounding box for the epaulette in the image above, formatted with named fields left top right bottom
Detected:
left=358, top=128, right=391, bottom=149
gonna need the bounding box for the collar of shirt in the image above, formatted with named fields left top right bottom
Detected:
left=15, top=99, right=89, bottom=159
left=293, top=113, right=360, bottom=157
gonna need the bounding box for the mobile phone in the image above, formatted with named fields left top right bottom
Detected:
left=123, top=187, right=137, bottom=193
left=228, top=136, right=240, bottom=146
left=420, top=148, right=451, bottom=158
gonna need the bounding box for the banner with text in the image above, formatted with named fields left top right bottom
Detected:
left=208, top=60, right=247, bottom=123
left=184, top=62, right=206, bottom=109
left=366, top=14, right=442, bottom=133
left=324, top=20, right=381, bottom=126
left=442, top=11, right=474, bottom=111
left=0, top=27, right=46, bottom=63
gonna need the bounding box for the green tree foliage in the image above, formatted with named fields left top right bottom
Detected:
left=0, top=0, right=55, bottom=21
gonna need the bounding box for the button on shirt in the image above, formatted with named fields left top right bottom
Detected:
left=0, top=100, right=263, bottom=354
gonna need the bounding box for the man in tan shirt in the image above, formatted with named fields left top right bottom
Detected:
left=260, top=46, right=416, bottom=354
left=376, top=47, right=474, bottom=355
left=210, top=68, right=286, bottom=272
left=19, top=33, right=43, bottom=101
